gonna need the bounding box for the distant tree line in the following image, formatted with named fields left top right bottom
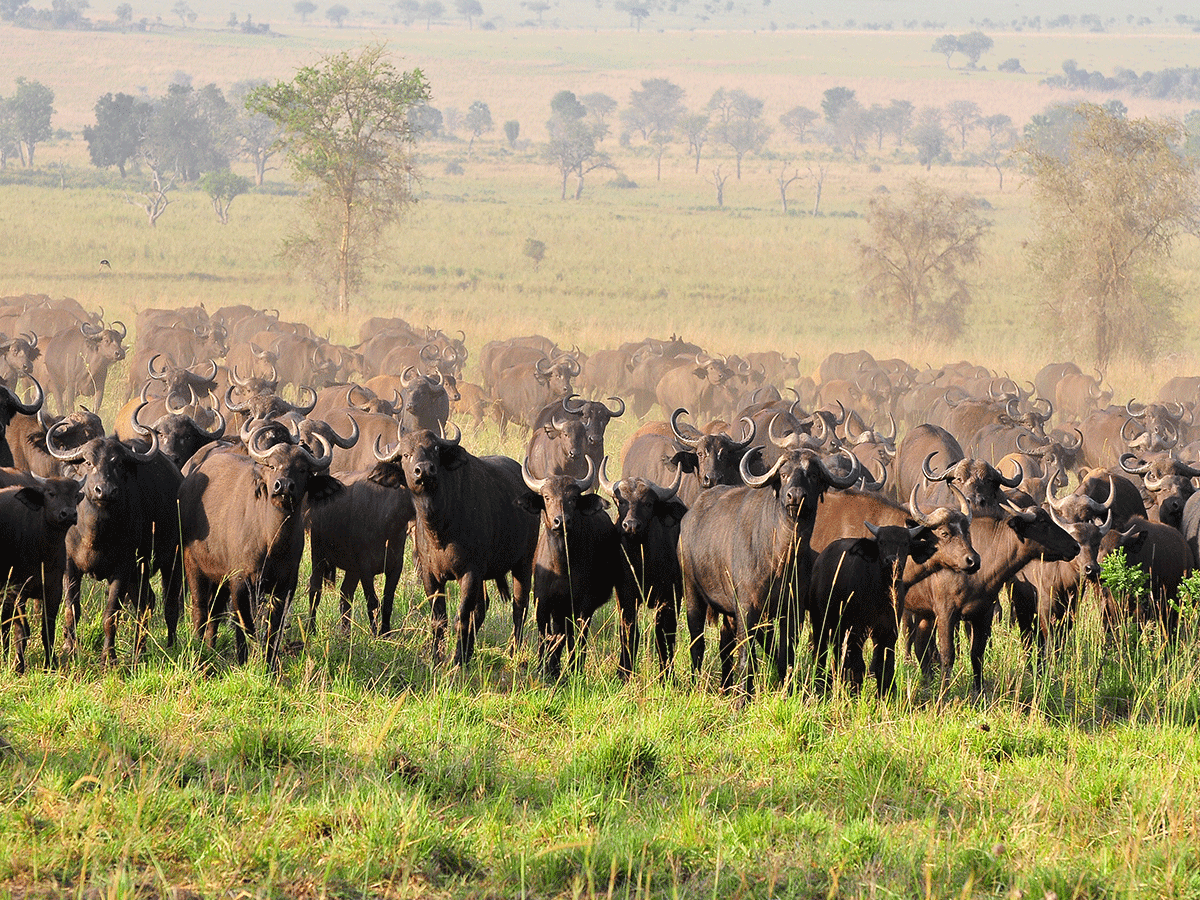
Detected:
left=1042, top=61, right=1200, bottom=103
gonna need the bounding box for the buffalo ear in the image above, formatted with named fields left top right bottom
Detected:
left=1121, top=529, right=1149, bottom=555
left=514, top=493, right=543, bottom=515
left=657, top=498, right=689, bottom=529
left=15, top=487, right=44, bottom=510
left=441, top=444, right=469, bottom=470
left=252, top=471, right=268, bottom=500
left=692, top=367, right=707, bottom=379
left=908, top=528, right=938, bottom=564
left=579, top=493, right=609, bottom=515
left=307, top=474, right=343, bottom=503
left=668, top=450, right=699, bottom=474
left=369, top=462, right=407, bottom=489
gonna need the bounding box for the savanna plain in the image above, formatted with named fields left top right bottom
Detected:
left=2, top=17, right=1200, bottom=900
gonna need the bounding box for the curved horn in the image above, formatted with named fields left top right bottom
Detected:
left=297, top=430, right=334, bottom=472
left=110, top=320, right=126, bottom=340
left=224, top=384, right=250, bottom=413
left=131, top=400, right=152, bottom=436
left=862, top=456, right=888, bottom=491
left=1005, top=398, right=1021, bottom=422
left=574, top=455, right=597, bottom=493
left=670, top=408, right=699, bottom=447
left=598, top=455, right=619, bottom=496
left=420, top=342, right=440, bottom=363
left=10, top=374, right=43, bottom=416
left=949, top=482, right=973, bottom=520
left=1126, top=399, right=1146, bottom=418
left=44, top=420, right=86, bottom=462
left=197, top=401, right=226, bottom=440
left=347, top=383, right=371, bottom=408
left=604, top=395, right=625, bottom=418
left=996, top=459, right=1023, bottom=488
left=881, top=413, right=897, bottom=443
left=148, top=353, right=169, bottom=380
left=865, top=520, right=881, bottom=538
left=230, top=366, right=250, bottom=387
left=562, top=393, right=586, bottom=415
left=730, top=416, right=756, bottom=450
left=655, top=461, right=684, bottom=501
left=1143, top=469, right=1170, bottom=493
left=1016, top=430, right=1045, bottom=454
left=20, top=332, right=36, bottom=350
left=80, top=320, right=101, bottom=337
left=909, top=483, right=932, bottom=525
left=373, top=421, right=403, bottom=462
left=534, top=356, right=551, bottom=376
left=819, top=449, right=862, bottom=489
left=290, top=386, right=317, bottom=415
left=126, top=424, right=159, bottom=462
left=327, top=413, right=360, bottom=449
left=922, top=451, right=954, bottom=483
left=522, top=456, right=549, bottom=493
left=439, top=421, right=462, bottom=446
left=401, top=365, right=419, bottom=387
left=1121, top=416, right=1145, bottom=445
left=769, top=413, right=796, bottom=448
left=739, top=446, right=786, bottom=488
left=1062, top=427, right=1083, bottom=451
left=830, top=399, right=846, bottom=426
left=1118, top=452, right=1151, bottom=476
left=1035, top=397, right=1053, bottom=419
left=564, top=356, right=581, bottom=377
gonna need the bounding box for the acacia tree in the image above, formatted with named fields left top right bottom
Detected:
left=543, top=90, right=610, bottom=199
left=621, top=78, right=684, bottom=181
left=1019, top=103, right=1200, bottom=367
left=10, top=77, right=54, bottom=166
left=856, top=179, right=989, bottom=340
left=708, top=87, right=770, bottom=179
left=249, top=44, right=430, bottom=313
left=463, top=99, right=492, bottom=155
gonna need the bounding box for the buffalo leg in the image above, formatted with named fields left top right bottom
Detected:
left=935, top=605, right=959, bottom=697
left=357, top=574, right=380, bottom=636
left=40, top=578, right=62, bottom=669
left=61, top=560, right=83, bottom=657
left=615, top=575, right=639, bottom=680
left=339, top=573, right=359, bottom=633
left=307, top=553, right=329, bottom=633
left=966, top=608, right=993, bottom=699
left=11, top=595, right=29, bottom=675
left=423, top=575, right=448, bottom=664
left=685, top=593, right=708, bottom=680
left=263, top=592, right=290, bottom=672
left=717, top=614, right=737, bottom=691
left=653, top=600, right=678, bottom=678
left=453, top=572, right=485, bottom=667
left=380, top=563, right=401, bottom=636
left=101, top=580, right=124, bottom=666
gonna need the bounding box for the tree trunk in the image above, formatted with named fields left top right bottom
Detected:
left=560, top=169, right=568, bottom=200
left=656, top=148, right=663, bottom=181
left=338, top=199, right=352, bottom=314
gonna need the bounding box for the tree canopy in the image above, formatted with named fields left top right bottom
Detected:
left=249, top=44, right=430, bottom=312
left=1019, top=102, right=1200, bottom=367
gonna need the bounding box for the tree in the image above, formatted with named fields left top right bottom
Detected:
left=325, top=3, right=348, bottom=25
left=455, top=0, right=481, bottom=27
left=774, top=162, right=802, bottom=213
left=622, top=78, right=685, bottom=181
left=543, top=90, right=610, bottom=199
left=228, top=80, right=282, bottom=185
left=780, top=105, right=818, bottom=143
left=615, top=0, right=648, bottom=30
left=463, top=99, right=492, bottom=155
left=821, top=86, right=855, bottom=123
left=140, top=83, right=232, bottom=182
left=171, top=0, right=189, bottom=23
left=980, top=113, right=1016, bottom=189
left=827, top=99, right=866, bottom=159
left=856, top=179, right=989, bottom=340
left=83, top=91, right=149, bottom=176
left=706, top=164, right=729, bottom=207
left=910, top=107, right=948, bottom=170
left=503, top=119, right=519, bottom=147
left=679, top=112, right=708, bottom=173
left=10, top=77, right=54, bottom=167
left=807, top=162, right=828, bottom=215
left=392, top=0, right=418, bottom=23
left=945, top=99, right=980, bottom=149
left=127, top=166, right=175, bottom=226
left=708, top=87, right=770, bottom=179
left=1018, top=103, right=1200, bottom=367
left=0, top=99, right=19, bottom=170
left=420, top=0, right=442, bottom=28
left=931, top=34, right=959, bottom=67
left=957, top=31, right=994, bottom=67
left=522, top=0, right=548, bottom=23
left=114, top=2, right=132, bottom=26
left=408, top=102, right=443, bottom=139
left=580, top=92, right=616, bottom=141
left=249, top=44, right=431, bottom=313
left=887, top=98, right=914, bottom=147
left=200, top=169, right=250, bottom=224
left=293, top=0, right=316, bottom=20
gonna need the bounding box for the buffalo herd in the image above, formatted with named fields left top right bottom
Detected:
left=1, top=293, right=1198, bottom=702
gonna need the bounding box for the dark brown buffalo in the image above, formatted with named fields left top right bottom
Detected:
left=491, top=353, right=580, bottom=434
left=526, top=403, right=591, bottom=480
left=306, top=469, right=414, bottom=636
left=655, top=354, right=736, bottom=421
left=1097, top=520, right=1193, bottom=641
left=1122, top=400, right=1186, bottom=455
left=0, top=476, right=80, bottom=673
left=920, top=453, right=1024, bottom=517
left=34, top=320, right=127, bottom=413
left=125, top=323, right=227, bottom=400
left=905, top=506, right=1079, bottom=697
left=621, top=409, right=756, bottom=509
left=393, top=368, right=455, bottom=434
left=807, top=524, right=934, bottom=696
left=598, top=458, right=687, bottom=676
left=181, top=426, right=341, bottom=669
left=1072, top=469, right=1149, bottom=529
left=369, top=424, right=540, bottom=667
left=517, top=459, right=636, bottom=679
left=1076, top=407, right=1137, bottom=471
left=895, top=424, right=965, bottom=508
left=1010, top=487, right=1115, bottom=659
left=681, top=446, right=860, bottom=701
left=48, top=427, right=185, bottom=664
left=1118, top=451, right=1200, bottom=529
left=0, top=333, right=39, bottom=390
left=114, top=400, right=227, bottom=470
left=0, top=376, right=45, bottom=469
left=312, top=383, right=398, bottom=421
left=4, top=406, right=104, bottom=477
left=579, top=347, right=633, bottom=399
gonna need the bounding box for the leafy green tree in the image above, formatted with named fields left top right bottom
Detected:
left=679, top=111, right=708, bottom=173
left=419, top=0, right=442, bottom=28
left=957, top=31, right=993, bottom=67
left=325, top=2, right=348, bottom=25
left=1019, top=103, right=1200, bottom=367
left=543, top=90, right=609, bottom=199
left=83, top=91, right=149, bottom=176
left=708, top=87, right=769, bottom=178
left=455, top=0, right=481, bottom=27
left=857, top=179, right=989, bottom=340
left=10, top=77, right=54, bottom=166
left=200, top=169, right=250, bottom=224
left=780, top=105, right=818, bottom=143
left=249, top=44, right=430, bottom=313
left=463, top=99, right=492, bottom=154
left=622, top=78, right=685, bottom=181
left=931, top=34, right=959, bottom=67
left=820, top=86, right=855, bottom=124
left=293, top=0, right=316, bottom=20
left=0, top=99, right=19, bottom=169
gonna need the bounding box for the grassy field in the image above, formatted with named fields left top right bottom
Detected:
left=3, top=21, right=1200, bottom=899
